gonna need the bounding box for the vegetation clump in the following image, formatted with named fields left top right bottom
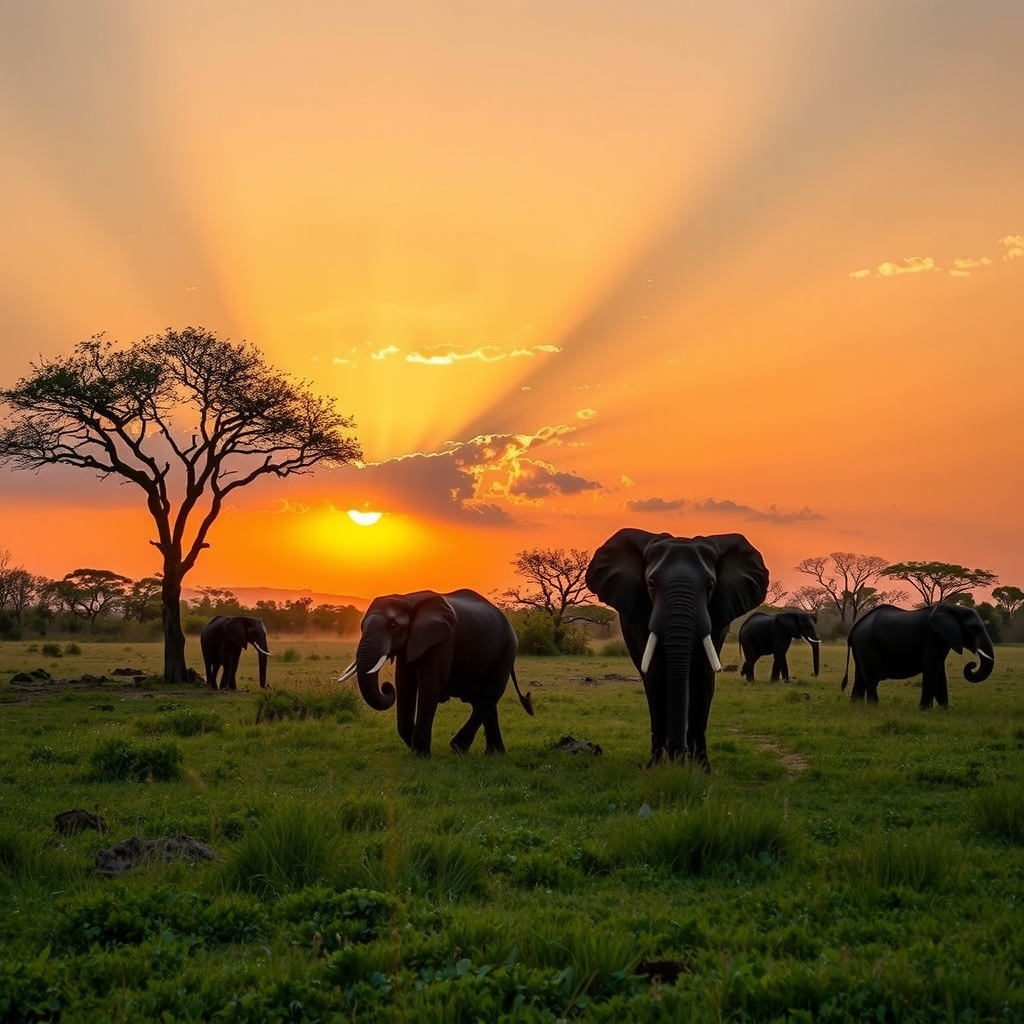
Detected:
left=87, top=740, right=183, bottom=782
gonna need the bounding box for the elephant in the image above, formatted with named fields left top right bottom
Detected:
left=337, top=588, right=533, bottom=756
left=739, top=610, right=821, bottom=682
left=840, top=603, right=994, bottom=708
left=199, top=615, right=271, bottom=690
left=586, top=528, right=769, bottom=769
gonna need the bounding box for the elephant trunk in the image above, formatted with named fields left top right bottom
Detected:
left=809, top=639, right=820, bottom=677
left=355, top=634, right=397, bottom=711
left=257, top=649, right=268, bottom=689
left=963, top=640, right=994, bottom=683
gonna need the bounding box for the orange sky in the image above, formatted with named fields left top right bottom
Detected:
left=1, top=1, right=1022, bottom=605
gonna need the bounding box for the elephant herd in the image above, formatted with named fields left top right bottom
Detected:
left=199, top=528, right=997, bottom=771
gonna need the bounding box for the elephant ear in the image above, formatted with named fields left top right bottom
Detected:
left=406, top=592, right=458, bottom=662
left=586, top=528, right=666, bottom=623
left=224, top=618, right=248, bottom=649
left=929, top=604, right=964, bottom=654
left=703, top=533, right=770, bottom=634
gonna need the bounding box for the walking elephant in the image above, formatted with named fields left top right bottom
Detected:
left=586, top=528, right=769, bottom=770
left=338, top=588, right=533, bottom=756
left=199, top=615, right=271, bottom=690
left=841, top=603, right=994, bottom=708
left=739, top=611, right=821, bottom=682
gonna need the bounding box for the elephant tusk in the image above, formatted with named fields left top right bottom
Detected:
left=253, top=644, right=271, bottom=656
left=703, top=634, right=722, bottom=672
left=640, top=633, right=657, bottom=674
left=368, top=654, right=388, bottom=674
left=977, top=649, right=994, bottom=661
left=804, top=636, right=821, bottom=644
left=337, top=660, right=357, bottom=682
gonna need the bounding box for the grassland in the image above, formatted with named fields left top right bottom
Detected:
left=1, top=637, right=1022, bottom=1022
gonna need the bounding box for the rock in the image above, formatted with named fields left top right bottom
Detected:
left=54, top=809, right=107, bottom=834
left=111, top=667, right=146, bottom=677
left=95, top=835, right=215, bottom=876
left=553, top=735, right=603, bottom=756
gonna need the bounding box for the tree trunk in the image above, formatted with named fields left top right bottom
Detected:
left=161, top=566, right=189, bottom=683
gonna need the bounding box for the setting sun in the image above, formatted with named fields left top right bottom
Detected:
left=347, top=509, right=383, bottom=527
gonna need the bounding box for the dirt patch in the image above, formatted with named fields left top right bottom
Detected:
left=729, top=730, right=809, bottom=778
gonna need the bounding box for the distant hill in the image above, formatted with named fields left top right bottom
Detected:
left=182, top=586, right=368, bottom=610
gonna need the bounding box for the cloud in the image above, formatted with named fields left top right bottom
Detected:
left=696, top=498, right=824, bottom=524
left=370, top=345, right=400, bottom=361
left=626, top=497, right=687, bottom=513
left=404, top=343, right=562, bottom=366
left=1000, top=234, right=1024, bottom=261
left=849, top=268, right=872, bottom=279
left=320, top=421, right=605, bottom=524
left=625, top=495, right=824, bottom=525
left=575, top=408, right=597, bottom=420
left=875, top=257, right=936, bottom=278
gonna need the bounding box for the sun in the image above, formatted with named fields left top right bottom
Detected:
left=347, top=508, right=383, bottom=527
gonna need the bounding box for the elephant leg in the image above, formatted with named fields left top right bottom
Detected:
left=741, top=655, right=757, bottom=682
left=686, top=663, right=715, bottom=772
left=641, top=676, right=667, bottom=765
left=226, top=653, right=239, bottom=690
left=482, top=707, right=505, bottom=755
left=450, top=705, right=486, bottom=754
left=934, top=667, right=950, bottom=708
left=396, top=687, right=416, bottom=749
left=850, top=667, right=866, bottom=701
left=411, top=689, right=439, bottom=757
left=770, top=657, right=782, bottom=682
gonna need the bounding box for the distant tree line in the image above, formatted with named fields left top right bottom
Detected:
left=498, top=548, right=1022, bottom=653
left=0, top=550, right=362, bottom=641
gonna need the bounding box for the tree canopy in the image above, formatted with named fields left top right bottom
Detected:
left=501, top=547, right=594, bottom=652
left=793, top=552, right=903, bottom=622
left=0, top=328, right=362, bottom=680
left=992, top=586, right=1024, bottom=622
left=879, top=561, right=998, bottom=606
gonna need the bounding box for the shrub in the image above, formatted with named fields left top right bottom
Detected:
left=510, top=609, right=560, bottom=656
left=973, top=784, right=1024, bottom=845
left=63, top=642, right=82, bottom=656
left=274, top=886, right=401, bottom=946
left=137, top=708, right=225, bottom=737
left=600, top=639, right=629, bottom=657
left=607, top=803, right=793, bottom=876
left=41, top=642, right=63, bottom=658
left=87, top=740, right=183, bottom=782
left=338, top=798, right=389, bottom=832
left=254, top=688, right=359, bottom=723
left=843, top=828, right=962, bottom=891
left=223, top=803, right=342, bottom=897
left=639, top=760, right=709, bottom=809
left=404, top=835, right=489, bottom=900
left=280, top=647, right=300, bottom=663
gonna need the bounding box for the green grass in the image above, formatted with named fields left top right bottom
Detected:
left=1, top=639, right=1023, bottom=1021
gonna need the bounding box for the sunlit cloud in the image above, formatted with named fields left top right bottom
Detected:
left=849, top=268, right=872, bottom=279
left=404, top=343, right=562, bottom=366
left=370, top=345, right=401, bottom=361
left=620, top=475, right=636, bottom=488
left=576, top=408, right=597, bottom=420
left=626, top=495, right=824, bottom=525
left=316, top=422, right=604, bottom=524
left=875, top=257, right=936, bottom=278
left=1000, top=234, right=1024, bottom=261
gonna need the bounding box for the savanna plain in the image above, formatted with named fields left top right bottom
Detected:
left=1, top=638, right=1022, bottom=1023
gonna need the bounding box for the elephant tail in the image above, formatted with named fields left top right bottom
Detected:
left=511, top=667, right=534, bottom=716
left=840, top=642, right=851, bottom=693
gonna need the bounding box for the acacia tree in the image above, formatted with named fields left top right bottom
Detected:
left=52, top=568, right=132, bottom=623
left=501, top=547, right=594, bottom=650
left=0, top=328, right=361, bottom=681
left=794, top=552, right=904, bottom=622
left=992, top=585, right=1024, bottom=623
left=880, top=561, right=998, bottom=606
